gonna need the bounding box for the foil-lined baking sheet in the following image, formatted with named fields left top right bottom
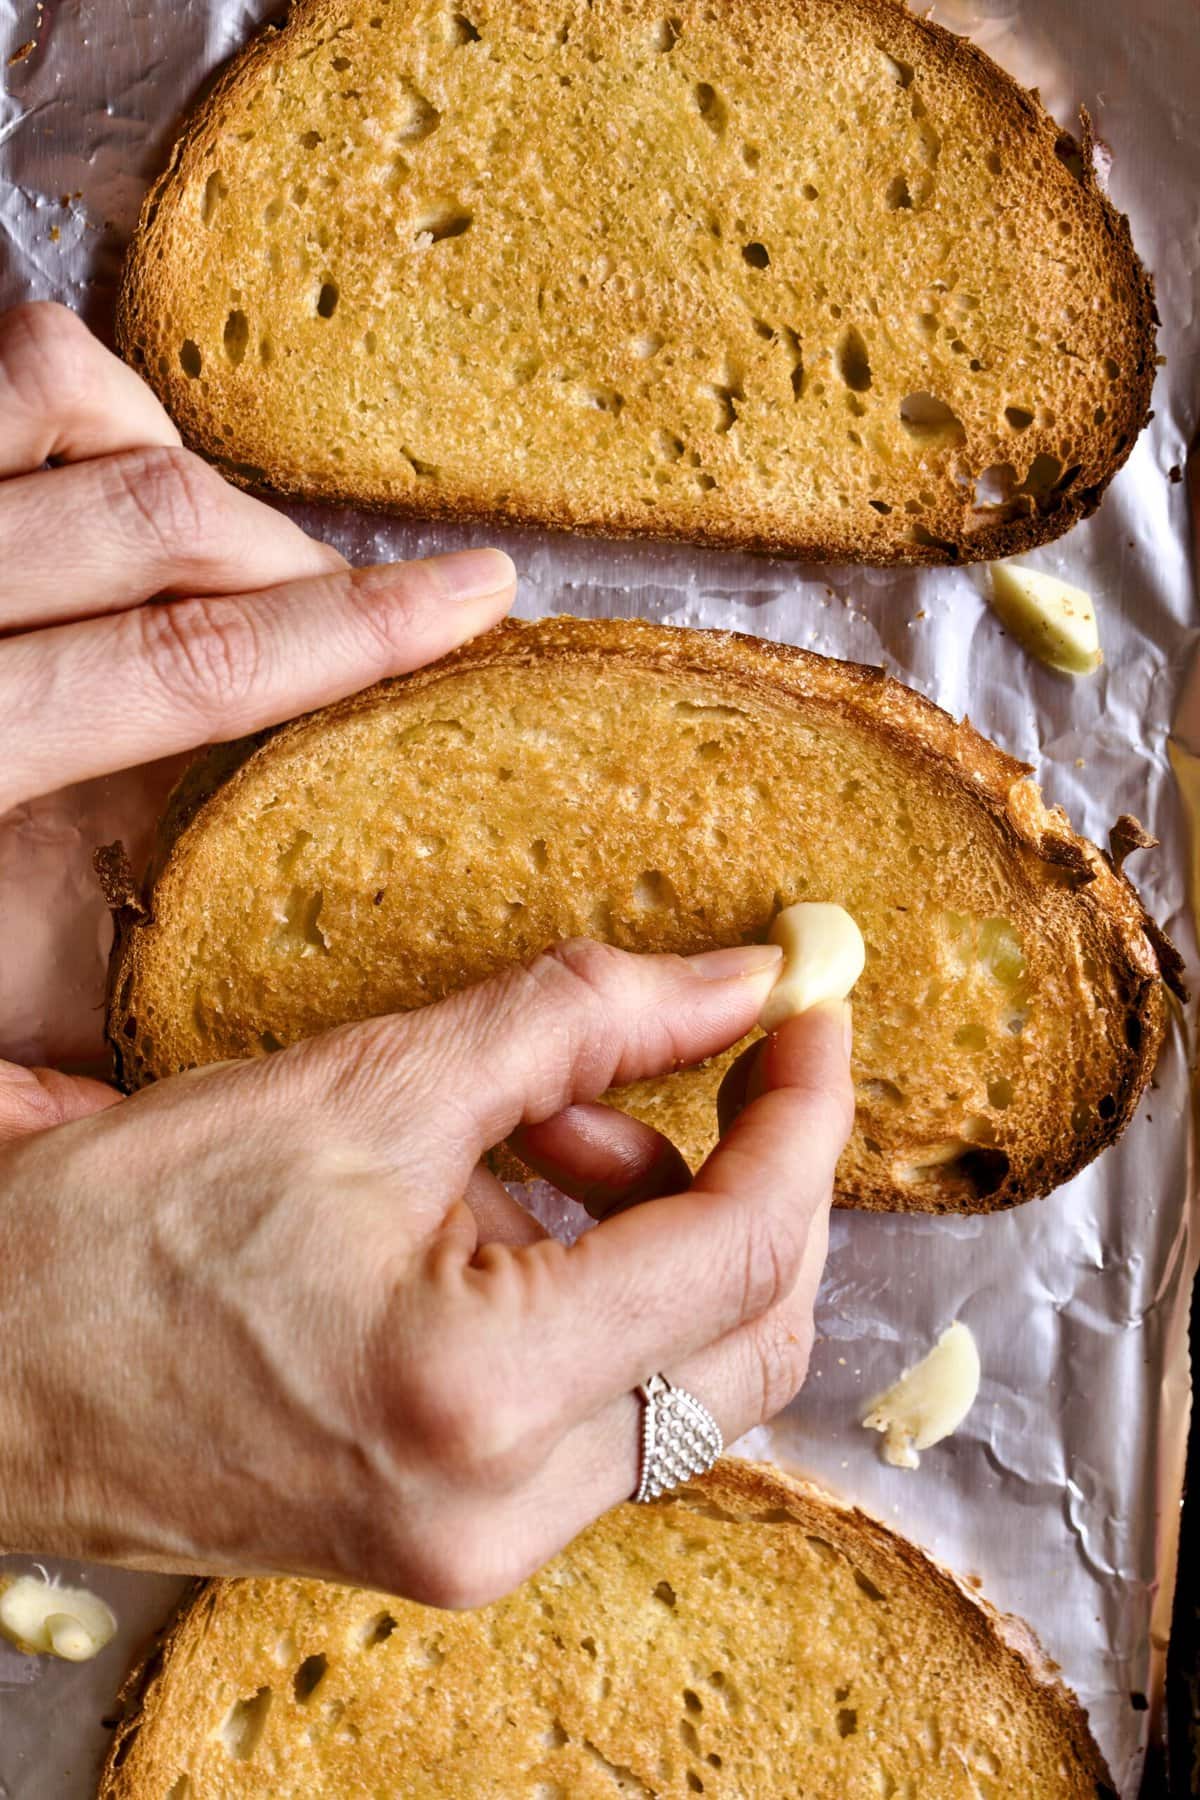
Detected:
left=0, top=0, right=1197, bottom=1791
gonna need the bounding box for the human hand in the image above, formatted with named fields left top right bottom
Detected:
left=0, top=944, right=851, bottom=1607
left=0, top=300, right=515, bottom=1066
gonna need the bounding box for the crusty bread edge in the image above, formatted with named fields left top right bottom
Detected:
left=94, top=1458, right=1116, bottom=1799
left=97, top=617, right=1179, bottom=1215
left=113, top=0, right=1158, bottom=565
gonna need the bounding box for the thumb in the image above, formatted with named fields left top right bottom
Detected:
left=0, top=1061, right=121, bottom=1147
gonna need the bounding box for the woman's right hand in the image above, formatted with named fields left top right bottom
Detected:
left=0, top=941, right=851, bottom=1608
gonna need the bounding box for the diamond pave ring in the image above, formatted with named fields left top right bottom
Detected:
left=633, top=1373, right=723, bottom=1503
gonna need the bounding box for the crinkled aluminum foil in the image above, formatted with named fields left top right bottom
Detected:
left=0, top=0, right=1197, bottom=1792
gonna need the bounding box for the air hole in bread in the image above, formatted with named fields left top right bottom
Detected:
left=446, top=10, right=480, bottom=43
left=898, top=391, right=962, bottom=443
left=166, top=1779, right=192, bottom=1800
left=654, top=1580, right=677, bottom=1607
left=1023, top=453, right=1064, bottom=499
left=780, top=326, right=805, bottom=398
left=693, top=83, right=726, bottom=135
left=801, top=181, right=818, bottom=200
left=838, top=1707, right=859, bottom=1737
left=1004, top=405, right=1034, bottom=432
left=415, top=207, right=472, bottom=244
left=877, top=47, right=913, bottom=87
left=860, top=1078, right=905, bottom=1106
left=686, top=1768, right=705, bottom=1790
left=906, top=523, right=959, bottom=558
left=1098, top=1093, right=1117, bottom=1120
left=837, top=326, right=872, bottom=392
left=741, top=241, right=770, bottom=269
left=403, top=447, right=440, bottom=478
left=293, top=1653, right=327, bottom=1702
left=852, top=1568, right=887, bottom=1603
left=396, top=85, right=441, bottom=142
left=680, top=1716, right=701, bottom=1753
left=701, top=377, right=742, bottom=431
left=201, top=170, right=229, bottom=224
left=972, top=463, right=1019, bottom=511
left=260, top=1030, right=285, bottom=1054
left=222, top=308, right=249, bottom=364
left=1071, top=1102, right=1091, bottom=1134
left=1102, top=355, right=1121, bottom=381
left=220, top=1687, right=272, bottom=1761
left=577, top=386, right=624, bottom=413
left=987, top=1076, right=1014, bottom=1110
left=632, top=332, right=664, bottom=359
left=299, top=128, right=323, bottom=150
left=358, top=1611, right=396, bottom=1647
left=885, top=174, right=912, bottom=210
left=650, top=17, right=680, bottom=51
left=742, top=142, right=760, bottom=168
left=276, top=886, right=329, bottom=955
left=868, top=498, right=892, bottom=514
left=179, top=339, right=203, bottom=378
left=634, top=869, right=677, bottom=910
left=1053, top=133, right=1087, bottom=182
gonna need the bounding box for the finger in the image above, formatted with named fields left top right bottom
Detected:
left=0, top=447, right=345, bottom=632
left=471, top=1171, right=835, bottom=1588
left=0, top=302, right=181, bottom=478
left=0, top=548, right=516, bottom=809
left=0, top=1062, right=121, bottom=1147
left=324, top=938, right=782, bottom=1172
left=512, top=1103, right=691, bottom=1219
left=450, top=1002, right=853, bottom=1430
left=459, top=1167, right=548, bottom=1250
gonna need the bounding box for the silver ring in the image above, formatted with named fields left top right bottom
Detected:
left=633, top=1373, right=723, bottom=1503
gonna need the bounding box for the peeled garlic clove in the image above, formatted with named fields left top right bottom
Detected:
left=862, top=1321, right=981, bottom=1470
left=46, top=1612, right=101, bottom=1663
left=0, top=1575, right=117, bottom=1661
left=759, top=902, right=866, bottom=1031
left=988, top=564, right=1102, bottom=676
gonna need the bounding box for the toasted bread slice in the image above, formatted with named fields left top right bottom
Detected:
left=98, top=1460, right=1115, bottom=1798
left=102, top=617, right=1177, bottom=1215
left=116, top=0, right=1154, bottom=562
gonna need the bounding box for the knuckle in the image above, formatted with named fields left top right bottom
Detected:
left=750, top=1310, right=814, bottom=1421
left=108, top=443, right=227, bottom=561
left=532, top=938, right=630, bottom=1016
left=341, top=562, right=441, bottom=657
left=0, top=301, right=95, bottom=419
left=398, top=1358, right=539, bottom=1493
left=136, top=589, right=264, bottom=717
left=739, top=1206, right=805, bottom=1320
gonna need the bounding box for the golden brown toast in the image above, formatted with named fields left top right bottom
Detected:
left=101, top=617, right=1179, bottom=1215
left=98, top=1460, right=1115, bottom=1799
left=116, top=0, right=1154, bottom=562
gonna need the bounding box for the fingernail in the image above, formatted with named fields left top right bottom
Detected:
left=426, top=546, right=516, bottom=600
left=688, top=943, right=783, bottom=982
